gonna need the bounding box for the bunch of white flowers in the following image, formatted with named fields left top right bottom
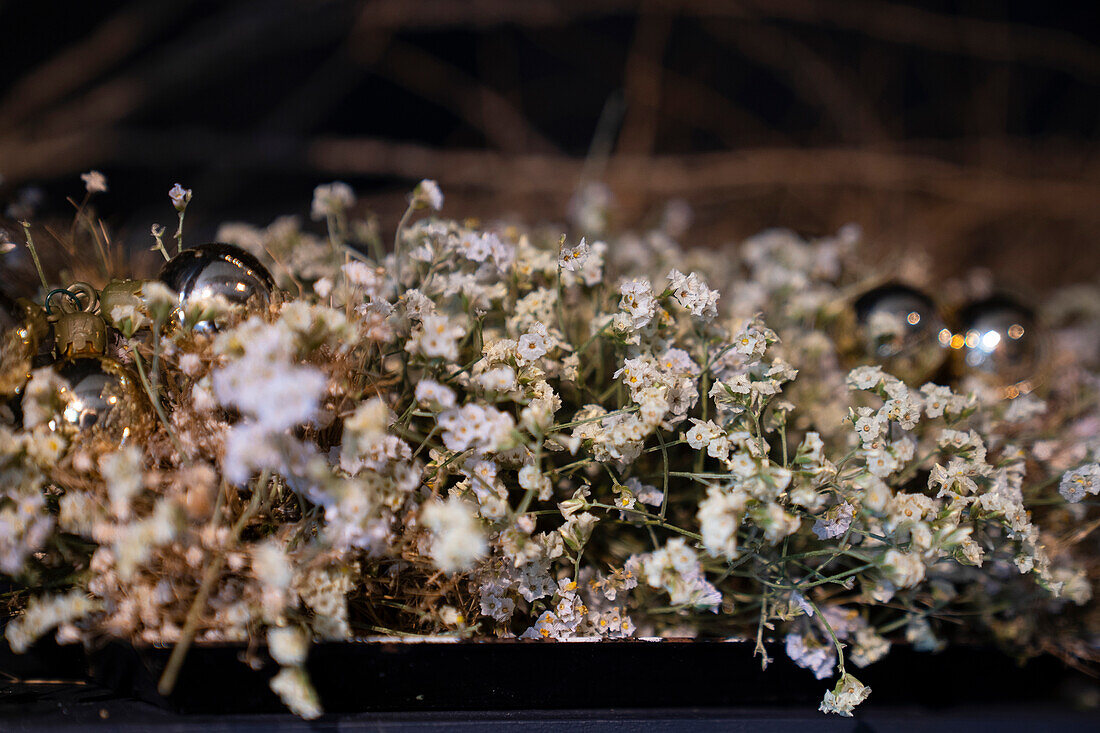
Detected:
left=2, top=178, right=1098, bottom=720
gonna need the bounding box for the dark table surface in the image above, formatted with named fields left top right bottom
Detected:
left=3, top=680, right=1100, bottom=733
left=3, top=639, right=1100, bottom=731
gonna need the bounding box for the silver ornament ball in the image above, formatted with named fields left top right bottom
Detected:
left=854, top=283, right=948, bottom=382
left=52, top=356, right=153, bottom=441
left=954, top=295, right=1041, bottom=386
left=158, top=243, right=275, bottom=332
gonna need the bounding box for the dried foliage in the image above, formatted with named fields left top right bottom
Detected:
left=1, top=178, right=1098, bottom=717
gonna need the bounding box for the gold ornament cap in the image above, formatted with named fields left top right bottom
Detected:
left=48, top=283, right=107, bottom=358
left=100, top=279, right=147, bottom=328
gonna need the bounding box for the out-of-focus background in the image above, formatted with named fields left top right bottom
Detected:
left=1, top=0, right=1098, bottom=294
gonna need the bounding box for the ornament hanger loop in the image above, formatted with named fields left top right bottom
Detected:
left=45, top=288, right=83, bottom=315
left=46, top=282, right=99, bottom=315
left=67, top=282, right=99, bottom=313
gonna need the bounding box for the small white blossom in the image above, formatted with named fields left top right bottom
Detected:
left=516, top=322, right=550, bottom=364
left=408, top=314, right=464, bottom=362
left=268, top=626, right=309, bottom=666
left=415, top=379, right=457, bottom=410
left=819, top=674, right=871, bottom=716
left=213, top=343, right=327, bottom=432
left=99, top=447, right=143, bottom=520
left=812, top=502, right=854, bottom=540
left=109, top=305, right=146, bottom=337
left=619, top=278, right=657, bottom=329
left=882, top=549, right=925, bottom=588
left=422, top=496, right=487, bottom=572
left=269, top=667, right=322, bottom=720
left=786, top=633, right=835, bottom=680
left=311, top=181, right=355, bottom=220
left=80, top=170, right=108, bottom=193
left=558, top=237, right=590, bottom=272
left=477, top=366, right=517, bottom=392
left=847, top=365, right=885, bottom=391
left=667, top=269, right=719, bottom=320
left=1060, top=463, right=1100, bottom=503
left=413, top=179, right=444, bottom=210
left=4, top=591, right=101, bottom=654
left=698, top=486, right=747, bottom=560
left=169, top=183, right=192, bottom=211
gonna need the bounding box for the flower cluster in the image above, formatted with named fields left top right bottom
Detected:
left=1, top=178, right=1098, bottom=719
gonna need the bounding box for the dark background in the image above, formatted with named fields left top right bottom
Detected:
left=2, top=0, right=1099, bottom=293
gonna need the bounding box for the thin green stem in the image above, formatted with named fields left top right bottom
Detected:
left=174, top=210, right=186, bottom=255
left=21, top=222, right=49, bottom=293
left=548, top=406, right=638, bottom=433
left=779, top=423, right=788, bottom=469
left=411, top=425, right=441, bottom=460
left=393, top=201, right=415, bottom=288
left=589, top=502, right=702, bottom=541
left=131, top=349, right=191, bottom=465
left=806, top=596, right=846, bottom=677
left=657, top=428, right=670, bottom=520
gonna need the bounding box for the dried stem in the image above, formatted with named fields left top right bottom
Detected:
left=158, top=470, right=270, bottom=696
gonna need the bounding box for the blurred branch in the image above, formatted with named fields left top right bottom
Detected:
left=306, top=136, right=1100, bottom=220
left=0, top=1, right=195, bottom=131
left=4, top=123, right=1098, bottom=226
left=0, top=129, right=112, bottom=181
left=616, top=0, right=673, bottom=155
left=0, top=1, right=354, bottom=143
left=761, top=0, right=1100, bottom=81
left=347, top=37, right=560, bottom=154
left=353, top=0, right=1100, bottom=81
left=521, top=24, right=782, bottom=147
left=703, top=20, right=890, bottom=144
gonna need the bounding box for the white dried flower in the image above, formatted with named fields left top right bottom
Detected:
left=80, top=170, right=108, bottom=193
left=812, top=502, right=854, bottom=540
left=268, top=626, right=309, bottom=666
left=698, top=485, right=747, bottom=561
left=619, top=278, right=657, bottom=329
left=882, top=549, right=925, bottom=588
left=1059, top=463, right=1099, bottom=503
left=99, top=446, right=143, bottom=519
left=109, top=304, right=146, bottom=338
left=667, top=269, right=719, bottom=320
left=786, top=633, right=835, bottom=680
left=558, top=237, right=590, bottom=272
left=819, top=674, right=871, bottom=716
left=421, top=496, right=487, bottom=572
left=414, top=379, right=456, bottom=410
left=169, top=183, right=192, bottom=211
left=412, top=179, right=444, bottom=211
left=5, top=591, right=101, bottom=653
left=311, top=181, right=355, bottom=220
left=269, top=666, right=322, bottom=720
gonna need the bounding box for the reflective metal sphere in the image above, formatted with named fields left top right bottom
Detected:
left=954, top=296, right=1042, bottom=387
left=53, top=356, right=153, bottom=442
left=854, top=283, right=948, bottom=382
left=1, top=293, right=23, bottom=423
left=1, top=292, right=48, bottom=347
left=1, top=293, right=51, bottom=398
left=158, top=243, right=274, bottom=332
